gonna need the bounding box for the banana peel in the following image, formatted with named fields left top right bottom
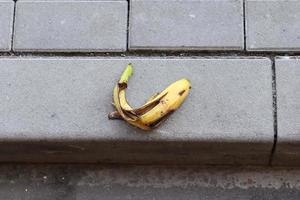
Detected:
left=108, top=64, right=191, bottom=131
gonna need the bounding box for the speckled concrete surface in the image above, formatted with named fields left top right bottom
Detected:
left=1, top=164, right=300, bottom=200
left=0, top=58, right=273, bottom=165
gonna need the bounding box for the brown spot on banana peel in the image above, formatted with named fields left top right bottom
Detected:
left=118, top=82, right=127, bottom=90
left=178, top=89, right=186, bottom=96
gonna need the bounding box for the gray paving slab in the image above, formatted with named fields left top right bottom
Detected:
left=246, top=0, right=300, bottom=51
left=273, top=57, right=300, bottom=166
left=129, top=0, right=243, bottom=50
left=18, top=0, right=127, bottom=1
left=0, top=165, right=300, bottom=200
left=0, top=1, right=14, bottom=52
left=0, top=57, right=273, bottom=165
left=13, top=1, right=127, bottom=52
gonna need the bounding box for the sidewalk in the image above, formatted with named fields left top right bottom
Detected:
left=0, top=0, right=299, bottom=166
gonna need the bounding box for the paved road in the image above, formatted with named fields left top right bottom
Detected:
left=1, top=164, right=300, bottom=200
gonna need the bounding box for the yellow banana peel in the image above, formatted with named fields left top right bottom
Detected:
left=108, top=64, right=191, bottom=131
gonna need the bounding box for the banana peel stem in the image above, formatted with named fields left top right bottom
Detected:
left=119, top=63, right=133, bottom=85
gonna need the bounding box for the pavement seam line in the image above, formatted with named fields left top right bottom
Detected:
left=243, top=0, right=246, bottom=51
left=268, top=57, right=278, bottom=166
left=126, top=0, right=130, bottom=51
left=2, top=51, right=300, bottom=58
left=10, top=0, right=17, bottom=52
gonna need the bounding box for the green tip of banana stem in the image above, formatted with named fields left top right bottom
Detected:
left=119, top=63, right=133, bottom=84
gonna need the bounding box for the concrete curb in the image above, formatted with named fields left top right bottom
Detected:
left=273, top=57, right=300, bottom=166
left=0, top=57, right=274, bottom=165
